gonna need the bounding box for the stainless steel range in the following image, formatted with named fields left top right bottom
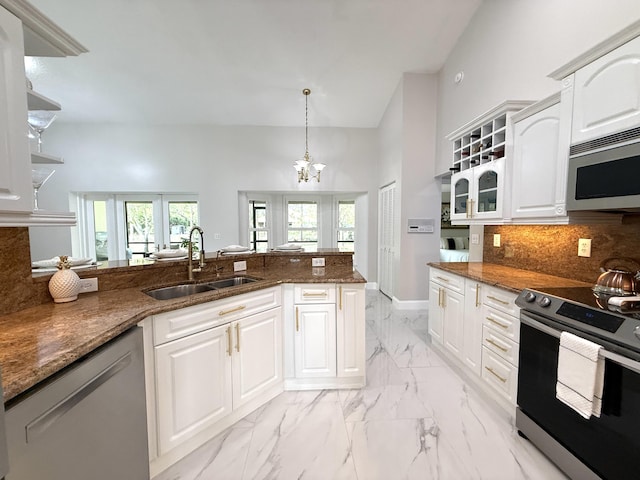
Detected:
left=515, top=287, right=640, bottom=480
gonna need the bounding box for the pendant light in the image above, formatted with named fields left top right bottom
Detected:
left=294, top=88, right=326, bottom=182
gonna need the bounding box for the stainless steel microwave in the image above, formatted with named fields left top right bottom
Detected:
left=566, top=127, right=640, bottom=212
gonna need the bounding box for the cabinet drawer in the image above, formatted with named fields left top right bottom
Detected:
left=482, top=285, right=519, bottom=317
left=482, top=305, right=520, bottom=343
left=294, top=284, right=336, bottom=304
left=482, top=326, right=519, bottom=366
left=481, top=347, right=518, bottom=404
left=429, top=269, right=464, bottom=294
left=153, top=287, right=281, bottom=345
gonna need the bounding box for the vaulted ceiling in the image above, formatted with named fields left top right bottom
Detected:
left=27, top=0, right=481, bottom=127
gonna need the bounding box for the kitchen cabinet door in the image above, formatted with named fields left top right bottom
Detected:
left=155, top=325, right=232, bottom=455
left=294, top=303, right=337, bottom=378
left=0, top=7, right=31, bottom=214
left=511, top=101, right=568, bottom=220
left=572, top=36, right=640, bottom=144
left=428, top=282, right=444, bottom=344
left=232, top=307, right=283, bottom=409
left=462, top=280, right=483, bottom=376
left=442, top=288, right=464, bottom=359
left=336, top=285, right=365, bottom=378
left=450, top=160, right=504, bottom=223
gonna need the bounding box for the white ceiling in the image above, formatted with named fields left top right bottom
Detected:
left=26, top=0, right=481, bottom=127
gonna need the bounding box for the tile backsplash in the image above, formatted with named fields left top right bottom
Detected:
left=484, top=224, right=640, bottom=284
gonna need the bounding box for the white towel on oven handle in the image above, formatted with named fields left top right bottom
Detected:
left=556, top=331, right=605, bottom=419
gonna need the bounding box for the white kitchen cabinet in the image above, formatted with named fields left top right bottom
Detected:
left=429, top=269, right=464, bottom=358
left=285, top=283, right=366, bottom=389
left=462, top=280, right=482, bottom=375
left=511, top=95, right=571, bottom=222
left=428, top=281, right=444, bottom=343
left=447, top=101, right=531, bottom=225
left=481, top=285, right=520, bottom=404
left=146, top=288, right=283, bottom=475
left=451, top=159, right=505, bottom=222
left=570, top=35, right=640, bottom=145
left=232, top=308, right=283, bottom=409
left=155, top=324, right=232, bottom=455
left=336, top=284, right=365, bottom=378
left=154, top=307, right=282, bottom=456
left=429, top=267, right=521, bottom=412
left=0, top=6, right=31, bottom=214
left=0, top=2, right=86, bottom=225
left=294, top=303, right=337, bottom=378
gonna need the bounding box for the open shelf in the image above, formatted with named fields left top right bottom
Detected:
left=31, top=152, right=64, bottom=164
left=27, top=89, right=61, bottom=111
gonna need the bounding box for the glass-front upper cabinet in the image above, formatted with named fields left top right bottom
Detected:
left=447, top=101, right=531, bottom=225
left=450, top=159, right=504, bottom=222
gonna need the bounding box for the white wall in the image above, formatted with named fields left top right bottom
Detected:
left=29, top=124, right=379, bottom=281
left=377, top=73, right=439, bottom=303
left=435, top=0, right=640, bottom=175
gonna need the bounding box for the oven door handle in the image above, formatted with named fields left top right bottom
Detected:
left=521, top=314, right=640, bottom=376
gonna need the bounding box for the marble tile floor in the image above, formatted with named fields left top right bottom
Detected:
left=153, top=291, right=567, bottom=480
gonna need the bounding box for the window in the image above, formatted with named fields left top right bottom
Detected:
left=249, top=200, right=269, bottom=252
left=337, top=200, right=355, bottom=252
left=287, top=200, right=318, bottom=251
left=77, top=194, right=199, bottom=261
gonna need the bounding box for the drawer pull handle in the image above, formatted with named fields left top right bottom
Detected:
left=227, top=326, right=232, bottom=356
left=26, top=352, right=131, bottom=442
left=486, top=317, right=508, bottom=329
left=475, top=284, right=480, bottom=307
left=302, top=292, right=328, bottom=298
left=235, top=323, right=240, bottom=352
left=296, top=307, right=299, bottom=332
left=339, top=286, right=343, bottom=310
left=219, top=305, right=246, bottom=316
left=486, top=338, right=509, bottom=352
left=435, top=276, right=450, bottom=283
left=487, top=295, right=509, bottom=306
left=485, top=366, right=507, bottom=383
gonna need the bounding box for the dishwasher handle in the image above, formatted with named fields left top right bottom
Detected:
left=25, top=352, right=132, bottom=443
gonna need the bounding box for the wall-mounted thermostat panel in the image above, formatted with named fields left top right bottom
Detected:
left=407, top=218, right=434, bottom=233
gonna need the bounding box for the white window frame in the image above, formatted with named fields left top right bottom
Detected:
left=76, top=193, right=199, bottom=261
left=284, top=195, right=321, bottom=250
left=334, top=195, right=356, bottom=251
left=247, top=194, right=272, bottom=252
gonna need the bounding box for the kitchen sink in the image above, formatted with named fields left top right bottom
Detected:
left=145, top=276, right=260, bottom=300
left=205, top=276, right=259, bottom=289
left=145, top=283, right=217, bottom=300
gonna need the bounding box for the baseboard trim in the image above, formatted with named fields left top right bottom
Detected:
left=391, top=297, right=428, bottom=310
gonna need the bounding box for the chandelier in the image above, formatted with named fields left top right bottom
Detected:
left=294, top=88, right=326, bottom=182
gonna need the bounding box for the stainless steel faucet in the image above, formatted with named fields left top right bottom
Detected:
left=187, top=226, right=206, bottom=281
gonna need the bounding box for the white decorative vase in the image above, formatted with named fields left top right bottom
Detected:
left=48, top=255, right=81, bottom=303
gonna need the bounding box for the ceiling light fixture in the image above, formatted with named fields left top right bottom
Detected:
left=294, top=88, right=326, bottom=182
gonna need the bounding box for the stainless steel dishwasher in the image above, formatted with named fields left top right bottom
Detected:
left=5, top=326, right=149, bottom=480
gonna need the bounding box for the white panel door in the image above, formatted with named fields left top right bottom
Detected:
left=511, top=103, right=565, bottom=219
left=572, top=36, right=640, bottom=143
left=462, top=280, right=483, bottom=375
left=294, top=304, right=337, bottom=378
left=155, top=325, right=232, bottom=455
left=232, top=307, right=283, bottom=409
left=336, top=285, right=365, bottom=378
left=0, top=7, right=31, bottom=213
left=442, top=289, right=464, bottom=359
left=378, top=183, right=396, bottom=297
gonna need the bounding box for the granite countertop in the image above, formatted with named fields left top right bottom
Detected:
left=0, top=265, right=365, bottom=403
left=428, top=262, right=592, bottom=293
